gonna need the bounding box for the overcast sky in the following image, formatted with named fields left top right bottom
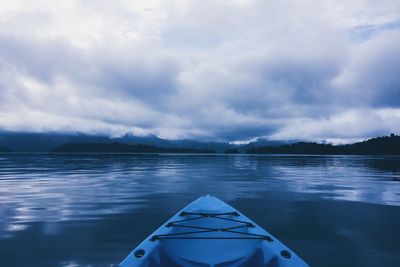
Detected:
left=0, top=0, right=400, bottom=143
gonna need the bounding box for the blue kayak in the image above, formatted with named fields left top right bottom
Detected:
left=119, top=195, right=309, bottom=267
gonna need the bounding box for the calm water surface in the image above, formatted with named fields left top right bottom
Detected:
left=0, top=154, right=400, bottom=267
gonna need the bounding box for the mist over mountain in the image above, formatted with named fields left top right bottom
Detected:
left=0, top=131, right=234, bottom=153
left=1, top=131, right=399, bottom=155
left=0, top=132, right=110, bottom=152
left=51, top=143, right=215, bottom=154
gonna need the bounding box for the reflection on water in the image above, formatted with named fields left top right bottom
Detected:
left=0, top=154, right=399, bottom=267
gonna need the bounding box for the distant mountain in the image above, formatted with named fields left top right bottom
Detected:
left=169, top=139, right=233, bottom=153
left=51, top=142, right=215, bottom=154
left=247, top=134, right=400, bottom=155
left=113, top=133, right=173, bottom=147
left=2, top=131, right=399, bottom=155
left=115, top=134, right=233, bottom=152
left=0, top=132, right=110, bottom=152
left=0, top=131, right=230, bottom=152
left=0, top=146, right=11, bottom=153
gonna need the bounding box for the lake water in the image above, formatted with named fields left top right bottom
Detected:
left=0, top=154, right=400, bottom=267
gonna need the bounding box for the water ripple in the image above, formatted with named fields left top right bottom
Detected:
left=0, top=154, right=399, bottom=266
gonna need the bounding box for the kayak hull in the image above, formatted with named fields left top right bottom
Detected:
left=119, top=195, right=309, bottom=267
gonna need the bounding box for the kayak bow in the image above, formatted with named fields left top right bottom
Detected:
left=119, top=195, right=309, bottom=267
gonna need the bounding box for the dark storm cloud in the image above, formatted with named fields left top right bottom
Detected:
left=0, top=0, right=400, bottom=142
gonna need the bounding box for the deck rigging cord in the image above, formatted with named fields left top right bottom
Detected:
left=150, top=211, right=274, bottom=241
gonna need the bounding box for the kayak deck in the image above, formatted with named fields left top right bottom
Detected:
left=119, top=195, right=309, bottom=267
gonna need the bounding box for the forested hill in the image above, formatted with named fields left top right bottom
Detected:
left=0, top=132, right=231, bottom=152
left=246, top=134, right=400, bottom=155
left=2, top=131, right=400, bottom=155
left=51, top=142, right=215, bottom=154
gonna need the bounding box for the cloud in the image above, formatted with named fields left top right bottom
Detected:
left=0, top=0, right=400, bottom=142
left=332, top=30, right=400, bottom=107
left=269, top=108, right=400, bottom=143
